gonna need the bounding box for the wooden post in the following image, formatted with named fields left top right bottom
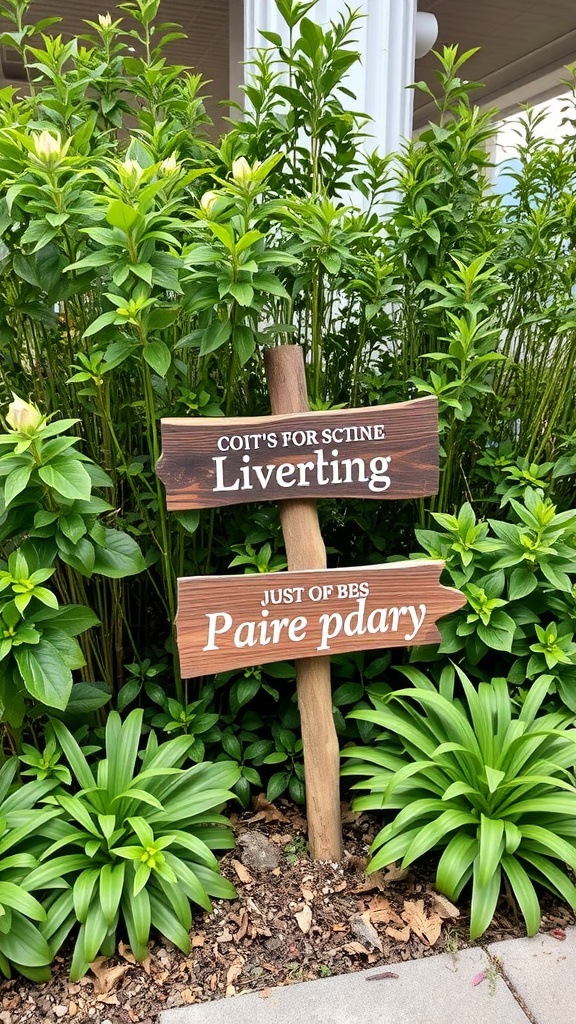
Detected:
left=264, top=345, right=343, bottom=862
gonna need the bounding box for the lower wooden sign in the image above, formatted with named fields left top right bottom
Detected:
left=176, top=561, right=465, bottom=677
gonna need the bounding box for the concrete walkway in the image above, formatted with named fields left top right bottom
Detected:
left=160, top=927, right=575, bottom=1024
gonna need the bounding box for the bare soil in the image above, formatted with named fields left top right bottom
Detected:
left=2, top=797, right=573, bottom=1024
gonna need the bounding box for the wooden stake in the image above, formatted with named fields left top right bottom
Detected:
left=264, top=345, right=343, bottom=862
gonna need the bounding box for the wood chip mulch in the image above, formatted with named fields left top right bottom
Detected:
left=2, top=796, right=574, bottom=1024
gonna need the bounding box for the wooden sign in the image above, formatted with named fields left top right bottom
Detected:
left=157, top=397, right=438, bottom=509
left=176, top=560, right=465, bottom=677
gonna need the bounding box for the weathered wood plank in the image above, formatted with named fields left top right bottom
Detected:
left=157, top=397, right=439, bottom=509
left=176, top=560, right=465, bottom=677
left=263, top=344, right=342, bottom=861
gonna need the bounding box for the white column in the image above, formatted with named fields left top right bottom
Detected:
left=243, top=0, right=418, bottom=154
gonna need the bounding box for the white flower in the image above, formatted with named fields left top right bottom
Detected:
left=159, top=155, right=178, bottom=176
left=231, top=157, right=252, bottom=184
left=98, top=12, right=112, bottom=28
left=6, top=395, right=43, bottom=433
left=32, top=131, right=62, bottom=165
left=200, top=190, right=219, bottom=215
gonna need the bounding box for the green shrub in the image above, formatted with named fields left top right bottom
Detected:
left=414, top=488, right=576, bottom=711
left=23, top=709, right=239, bottom=980
left=0, top=758, right=61, bottom=981
left=343, top=669, right=576, bottom=939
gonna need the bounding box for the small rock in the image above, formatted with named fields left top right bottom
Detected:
left=295, top=905, right=313, bottom=934
left=237, top=832, right=281, bottom=872
left=350, top=912, right=383, bottom=952
left=54, top=1007, right=68, bottom=1020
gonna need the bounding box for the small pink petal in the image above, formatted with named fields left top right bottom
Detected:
left=472, top=971, right=486, bottom=987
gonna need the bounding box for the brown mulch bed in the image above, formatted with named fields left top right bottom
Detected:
left=2, top=797, right=574, bottom=1024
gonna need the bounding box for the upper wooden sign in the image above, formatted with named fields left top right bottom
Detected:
left=176, top=560, right=465, bottom=677
left=157, top=397, right=438, bottom=509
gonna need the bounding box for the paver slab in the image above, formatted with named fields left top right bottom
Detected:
left=160, top=946, right=530, bottom=1024
left=489, top=926, right=576, bottom=1024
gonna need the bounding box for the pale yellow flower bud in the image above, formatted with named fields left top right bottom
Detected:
left=200, top=190, right=219, bottom=215
left=231, top=157, right=252, bottom=184
left=98, top=12, right=112, bottom=28
left=32, top=131, right=62, bottom=165
left=121, top=157, right=142, bottom=175
left=159, top=155, right=178, bottom=176
left=6, top=395, right=43, bottom=434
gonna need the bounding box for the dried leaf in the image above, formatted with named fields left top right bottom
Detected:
left=118, top=941, right=137, bottom=964
left=226, top=961, right=242, bottom=996
left=428, top=891, right=460, bottom=920
left=248, top=794, right=288, bottom=823
left=385, top=924, right=411, bottom=942
left=232, top=859, right=254, bottom=884
left=332, top=923, right=347, bottom=932
left=192, top=934, right=205, bottom=948
left=382, top=862, right=409, bottom=882
left=352, top=872, right=386, bottom=893
left=367, top=895, right=404, bottom=926
left=301, top=886, right=315, bottom=903
left=343, top=941, right=370, bottom=955
left=340, top=803, right=364, bottom=824
left=401, top=900, right=442, bottom=946
left=233, top=909, right=249, bottom=942
left=295, top=905, right=313, bottom=934
left=366, top=971, right=399, bottom=981
left=89, top=958, right=131, bottom=995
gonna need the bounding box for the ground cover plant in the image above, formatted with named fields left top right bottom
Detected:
left=0, top=0, right=573, bottom=979
left=343, top=669, right=576, bottom=938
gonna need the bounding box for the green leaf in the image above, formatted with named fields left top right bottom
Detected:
left=33, top=605, right=99, bottom=637
left=501, top=854, right=541, bottom=936
left=0, top=913, right=51, bottom=968
left=228, top=282, right=254, bottom=306
left=469, top=859, right=501, bottom=940
left=266, top=771, right=289, bottom=802
left=0, top=883, right=45, bottom=922
left=436, top=833, right=477, bottom=899
left=122, top=885, right=151, bottom=961
left=38, top=459, right=92, bottom=502
left=508, top=566, right=537, bottom=600
left=4, top=462, right=33, bottom=507
left=73, top=868, right=100, bottom=924
left=99, top=862, right=125, bottom=928
left=477, top=815, right=504, bottom=887
left=14, top=642, right=72, bottom=710
left=92, top=529, right=145, bottom=578
left=149, top=890, right=191, bottom=953
left=199, top=319, right=232, bottom=356
left=232, top=324, right=256, bottom=366
left=106, top=199, right=140, bottom=232
left=143, top=340, right=171, bottom=378
left=400, top=809, right=478, bottom=867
